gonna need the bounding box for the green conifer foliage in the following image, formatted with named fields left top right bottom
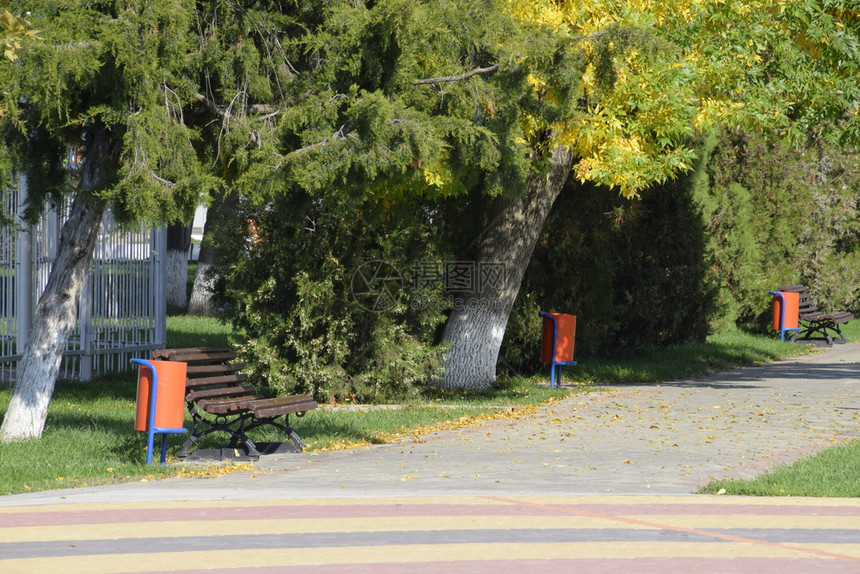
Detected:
left=702, top=129, right=860, bottom=330
left=212, top=191, right=448, bottom=403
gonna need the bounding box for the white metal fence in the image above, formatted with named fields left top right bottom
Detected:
left=1, top=174, right=167, bottom=383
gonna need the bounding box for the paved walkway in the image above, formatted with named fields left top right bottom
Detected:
left=2, top=343, right=860, bottom=572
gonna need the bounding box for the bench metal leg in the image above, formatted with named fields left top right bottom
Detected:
left=177, top=410, right=307, bottom=458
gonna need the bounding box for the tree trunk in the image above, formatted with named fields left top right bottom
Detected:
left=187, top=234, right=215, bottom=316
left=188, top=193, right=233, bottom=317
left=0, top=127, right=114, bottom=441
left=166, top=222, right=192, bottom=310
left=440, top=146, right=574, bottom=390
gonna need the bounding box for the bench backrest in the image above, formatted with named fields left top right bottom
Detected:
left=151, top=347, right=254, bottom=404
left=778, top=284, right=819, bottom=316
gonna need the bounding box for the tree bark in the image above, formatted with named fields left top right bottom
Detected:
left=188, top=193, right=232, bottom=316
left=0, top=127, right=114, bottom=441
left=187, top=230, right=215, bottom=316
left=440, top=146, right=574, bottom=390
left=166, top=221, right=192, bottom=310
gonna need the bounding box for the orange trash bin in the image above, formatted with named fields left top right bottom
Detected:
left=132, top=358, right=188, bottom=466
left=541, top=313, right=576, bottom=364
left=134, top=360, right=187, bottom=431
left=539, top=312, right=577, bottom=388
left=770, top=290, right=800, bottom=342
left=772, top=291, right=799, bottom=331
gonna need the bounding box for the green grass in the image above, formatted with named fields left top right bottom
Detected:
left=164, top=313, right=233, bottom=348
left=0, top=318, right=856, bottom=496
left=699, top=440, right=860, bottom=497
left=0, top=379, right=181, bottom=494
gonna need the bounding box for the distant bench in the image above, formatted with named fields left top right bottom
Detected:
left=152, top=347, right=318, bottom=458
left=778, top=285, right=854, bottom=345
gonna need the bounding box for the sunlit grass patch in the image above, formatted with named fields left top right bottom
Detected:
left=700, top=440, right=860, bottom=497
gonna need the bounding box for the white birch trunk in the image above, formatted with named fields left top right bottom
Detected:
left=0, top=128, right=113, bottom=442
left=440, top=146, right=574, bottom=390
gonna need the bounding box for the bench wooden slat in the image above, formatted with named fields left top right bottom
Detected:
left=154, top=346, right=233, bottom=356
left=187, top=384, right=258, bottom=401
left=166, top=351, right=237, bottom=363
left=252, top=395, right=318, bottom=418
left=184, top=373, right=249, bottom=389
left=198, top=398, right=263, bottom=414
left=186, top=364, right=245, bottom=375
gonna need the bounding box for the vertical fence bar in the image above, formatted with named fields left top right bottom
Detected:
left=15, top=175, right=31, bottom=362
left=154, top=226, right=167, bottom=349
left=1, top=179, right=22, bottom=383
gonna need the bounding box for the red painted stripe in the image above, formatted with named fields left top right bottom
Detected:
left=132, top=558, right=860, bottom=574
left=0, top=503, right=569, bottom=527
left=3, top=500, right=859, bottom=528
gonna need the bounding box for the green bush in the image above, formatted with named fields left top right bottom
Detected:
left=213, top=191, right=446, bottom=403
left=701, top=129, right=860, bottom=331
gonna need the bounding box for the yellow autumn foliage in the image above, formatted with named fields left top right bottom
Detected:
left=501, top=0, right=854, bottom=196
left=1, top=2, right=36, bottom=62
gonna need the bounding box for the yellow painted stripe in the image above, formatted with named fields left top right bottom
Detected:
left=0, top=495, right=510, bottom=514
left=4, top=494, right=860, bottom=516
left=7, top=513, right=859, bottom=544
left=511, top=495, right=860, bottom=508
left=0, top=541, right=820, bottom=574
left=3, top=514, right=653, bottom=543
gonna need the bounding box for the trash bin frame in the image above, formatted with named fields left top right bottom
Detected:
left=131, top=358, right=188, bottom=466
left=539, top=312, right=577, bottom=389
left=769, top=290, right=801, bottom=342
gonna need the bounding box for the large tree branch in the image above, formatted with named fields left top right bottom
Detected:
left=194, top=93, right=283, bottom=119
left=195, top=93, right=233, bottom=119
left=290, top=123, right=355, bottom=155
left=413, top=65, right=500, bottom=86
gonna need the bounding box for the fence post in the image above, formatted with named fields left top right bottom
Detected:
left=153, top=227, right=167, bottom=348
left=15, top=175, right=31, bottom=359
left=79, top=274, right=93, bottom=381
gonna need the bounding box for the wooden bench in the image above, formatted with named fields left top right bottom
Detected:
left=151, top=347, right=318, bottom=459
left=778, top=285, right=854, bottom=345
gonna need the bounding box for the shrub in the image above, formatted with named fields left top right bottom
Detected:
left=213, top=190, right=446, bottom=403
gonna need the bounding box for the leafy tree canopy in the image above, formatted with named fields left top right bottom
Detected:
left=505, top=0, right=860, bottom=196
left=0, top=0, right=36, bottom=123
left=8, top=0, right=856, bottom=217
